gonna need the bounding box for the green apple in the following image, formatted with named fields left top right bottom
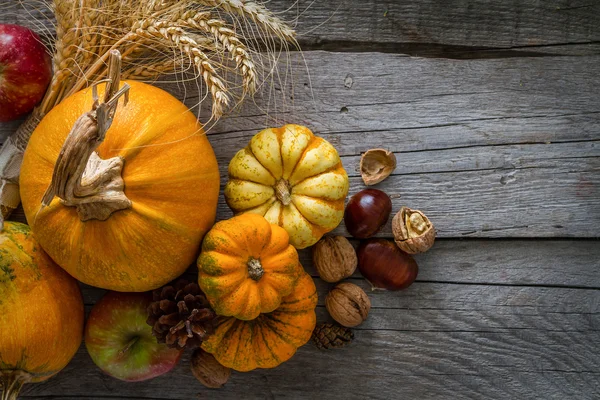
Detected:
left=85, top=291, right=183, bottom=382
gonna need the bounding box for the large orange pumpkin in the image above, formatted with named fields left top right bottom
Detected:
left=0, top=222, right=84, bottom=397
left=201, top=272, right=317, bottom=372
left=20, top=80, right=220, bottom=292
left=198, top=213, right=303, bottom=321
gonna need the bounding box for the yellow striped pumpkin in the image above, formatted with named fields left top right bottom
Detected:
left=224, top=124, right=349, bottom=249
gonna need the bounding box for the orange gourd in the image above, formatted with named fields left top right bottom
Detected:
left=201, top=273, right=317, bottom=371
left=19, top=78, right=220, bottom=292
left=198, top=213, right=303, bottom=321
left=0, top=222, right=84, bottom=398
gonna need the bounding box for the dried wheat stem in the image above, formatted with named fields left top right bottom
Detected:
left=199, top=0, right=296, bottom=42
left=132, top=19, right=229, bottom=118
left=176, top=12, right=257, bottom=94
left=122, top=58, right=178, bottom=80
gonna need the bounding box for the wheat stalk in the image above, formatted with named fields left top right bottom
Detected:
left=0, top=0, right=300, bottom=225
left=176, top=11, right=257, bottom=93
left=199, top=0, right=296, bottom=43
left=131, top=18, right=230, bottom=117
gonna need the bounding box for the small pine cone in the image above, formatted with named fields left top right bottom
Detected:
left=312, top=323, right=354, bottom=350
left=147, top=279, right=216, bottom=350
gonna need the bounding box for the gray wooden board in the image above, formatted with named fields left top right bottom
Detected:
left=2, top=0, right=600, bottom=56
left=18, top=243, right=600, bottom=399
left=1, top=1, right=599, bottom=399
left=176, top=51, right=600, bottom=238
left=2, top=51, right=599, bottom=238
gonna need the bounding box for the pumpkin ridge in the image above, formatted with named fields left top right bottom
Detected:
left=283, top=201, right=326, bottom=244
left=256, top=318, right=282, bottom=367
left=102, top=222, right=144, bottom=285
left=202, top=227, right=246, bottom=256
left=280, top=126, right=317, bottom=184
left=289, top=163, right=347, bottom=191
left=241, top=197, right=277, bottom=215
left=130, top=202, right=194, bottom=238
left=229, top=320, right=249, bottom=370
left=245, top=143, right=279, bottom=182
left=242, top=214, right=271, bottom=258
left=231, top=281, right=260, bottom=319
left=261, top=313, right=303, bottom=333
left=260, top=313, right=300, bottom=351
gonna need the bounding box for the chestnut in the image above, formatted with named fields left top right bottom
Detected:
left=344, top=189, right=392, bottom=238
left=357, top=239, right=418, bottom=291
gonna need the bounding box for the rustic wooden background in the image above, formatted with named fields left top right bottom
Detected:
left=1, top=1, right=599, bottom=399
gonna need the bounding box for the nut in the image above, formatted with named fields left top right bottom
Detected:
left=325, top=282, right=370, bottom=327
left=190, top=349, right=231, bottom=389
left=360, top=148, right=396, bottom=185
left=392, top=207, right=436, bottom=254
left=312, top=236, right=357, bottom=282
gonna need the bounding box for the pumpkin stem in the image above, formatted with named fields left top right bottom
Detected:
left=40, top=50, right=132, bottom=222
left=1, top=370, right=31, bottom=400
left=274, top=179, right=292, bottom=206
left=247, top=258, right=264, bottom=281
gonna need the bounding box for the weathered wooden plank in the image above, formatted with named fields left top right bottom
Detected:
left=76, top=239, right=600, bottom=310
left=21, top=279, right=600, bottom=399
left=30, top=241, right=598, bottom=398
left=3, top=52, right=599, bottom=237
left=2, top=0, right=600, bottom=56
left=195, top=53, right=598, bottom=238
left=20, top=330, right=600, bottom=399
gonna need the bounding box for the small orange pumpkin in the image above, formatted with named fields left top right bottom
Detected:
left=201, top=272, right=317, bottom=371
left=198, top=213, right=303, bottom=321
left=0, top=222, right=84, bottom=397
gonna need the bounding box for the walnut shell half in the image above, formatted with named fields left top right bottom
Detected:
left=392, top=207, right=436, bottom=254
left=360, top=149, right=396, bottom=186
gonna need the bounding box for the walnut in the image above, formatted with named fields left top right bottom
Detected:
left=190, top=349, right=231, bottom=389
left=325, top=282, right=370, bottom=327
left=392, top=207, right=436, bottom=254
left=360, top=148, right=396, bottom=186
left=312, top=236, right=357, bottom=283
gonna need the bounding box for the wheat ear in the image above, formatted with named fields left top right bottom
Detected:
left=175, top=11, right=257, bottom=94
left=132, top=19, right=229, bottom=118
left=198, top=0, right=296, bottom=42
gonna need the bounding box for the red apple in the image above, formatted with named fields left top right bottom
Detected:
left=85, top=291, right=183, bottom=382
left=0, top=24, right=52, bottom=121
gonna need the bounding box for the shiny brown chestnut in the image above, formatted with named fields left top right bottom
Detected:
left=344, top=189, right=392, bottom=238
left=357, top=239, right=418, bottom=291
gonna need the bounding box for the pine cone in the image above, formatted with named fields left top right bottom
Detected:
left=146, top=279, right=216, bottom=350
left=312, top=323, right=354, bottom=350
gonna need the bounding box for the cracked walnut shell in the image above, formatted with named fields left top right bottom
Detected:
left=312, top=236, right=357, bottom=283
left=325, top=282, right=371, bottom=327
left=360, top=149, right=396, bottom=185
left=392, top=207, right=436, bottom=254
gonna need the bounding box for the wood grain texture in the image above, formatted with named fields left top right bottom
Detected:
left=2, top=51, right=599, bottom=238
left=19, top=251, right=600, bottom=399
left=182, top=52, right=598, bottom=238
left=2, top=2, right=599, bottom=399
left=2, top=0, right=600, bottom=56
